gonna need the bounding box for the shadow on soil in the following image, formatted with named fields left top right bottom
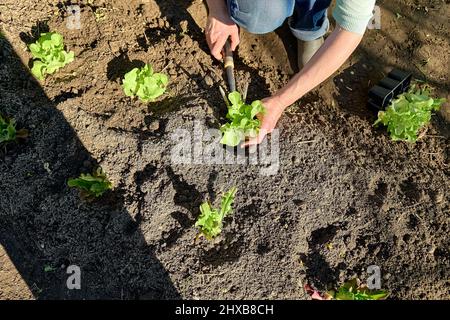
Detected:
left=0, top=38, right=179, bottom=299
left=153, top=0, right=208, bottom=52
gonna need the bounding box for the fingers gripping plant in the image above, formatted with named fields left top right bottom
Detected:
left=122, top=64, right=169, bottom=102
left=195, top=187, right=237, bottom=240
left=68, top=168, right=112, bottom=199
left=220, top=92, right=265, bottom=147
left=29, top=32, right=75, bottom=80
left=374, top=84, right=446, bottom=142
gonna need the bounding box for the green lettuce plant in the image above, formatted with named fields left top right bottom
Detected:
left=68, top=168, right=112, bottom=198
left=374, top=85, right=446, bottom=142
left=305, top=279, right=389, bottom=300
left=195, top=187, right=237, bottom=240
left=29, top=32, right=74, bottom=80
left=328, top=279, right=389, bottom=300
left=220, top=92, right=265, bottom=147
left=122, top=64, right=169, bottom=102
left=0, top=114, right=28, bottom=144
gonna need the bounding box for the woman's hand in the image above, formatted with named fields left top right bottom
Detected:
left=205, top=1, right=240, bottom=60
left=241, top=96, right=285, bottom=148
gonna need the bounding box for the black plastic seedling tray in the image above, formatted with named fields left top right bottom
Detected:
left=368, top=68, right=412, bottom=110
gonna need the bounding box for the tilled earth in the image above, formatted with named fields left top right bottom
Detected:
left=0, top=0, right=449, bottom=299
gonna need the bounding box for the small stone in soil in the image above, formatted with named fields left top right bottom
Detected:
left=148, top=120, right=160, bottom=131
left=180, top=20, right=188, bottom=33
left=109, top=41, right=121, bottom=53
left=203, top=75, right=214, bottom=87
left=205, top=106, right=214, bottom=115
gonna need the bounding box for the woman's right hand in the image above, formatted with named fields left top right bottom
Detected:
left=205, top=1, right=240, bottom=60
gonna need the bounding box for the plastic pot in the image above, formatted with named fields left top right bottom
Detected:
left=368, top=68, right=412, bottom=110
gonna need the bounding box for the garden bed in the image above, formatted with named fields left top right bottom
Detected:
left=0, top=0, right=449, bottom=299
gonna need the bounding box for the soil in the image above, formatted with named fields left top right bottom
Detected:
left=0, top=0, right=449, bottom=300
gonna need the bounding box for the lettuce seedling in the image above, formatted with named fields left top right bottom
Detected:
left=122, top=64, right=169, bottom=102
left=327, top=279, right=389, bottom=300
left=68, top=167, right=112, bottom=198
left=374, top=85, right=446, bottom=142
left=195, top=187, right=237, bottom=240
left=220, top=91, right=265, bottom=147
left=0, top=114, right=28, bottom=144
left=29, top=32, right=75, bottom=80
left=305, top=279, right=389, bottom=301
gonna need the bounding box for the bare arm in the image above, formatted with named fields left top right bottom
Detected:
left=276, top=26, right=363, bottom=108
left=243, top=26, right=364, bottom=146
left=205, top=0, right=227, bottom=14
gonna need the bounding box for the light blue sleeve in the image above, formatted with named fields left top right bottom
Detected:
left=333, top=0, right=377, bottom=34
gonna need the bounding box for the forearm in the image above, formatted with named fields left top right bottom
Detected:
left=275, top=26, right=363, bottom=108
left=206, top=0, right=228, bottom=15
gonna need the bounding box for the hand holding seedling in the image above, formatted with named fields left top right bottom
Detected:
left=240, top=96, right=284, bottom=148
left=220, top=92, right=265, bottom=147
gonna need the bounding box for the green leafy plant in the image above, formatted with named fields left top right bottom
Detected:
left=94, top=8, right=108, bottom=22
left=220, top=91, right=265, bottom=147
left=195, top=187, right=237, bottom=240
left=122, top=64, right=169, bottom=102
left=0, top=114, right=28, bottom=144
left=68, top=167, right=112, bottom=198
left=374, top=84, right=446, bottom=142
left=44, top=265, right=55, bottom=273
left=29, top=32, right=75, bottom=80
left=305, top=279, right=389, bottom=300
left=328, top=279, right=389, bottom=300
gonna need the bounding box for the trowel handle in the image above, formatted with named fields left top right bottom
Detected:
left=224, top=39, right=236, bottom=92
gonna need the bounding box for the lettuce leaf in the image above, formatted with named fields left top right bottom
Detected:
left=122, top=64, right=169, bottom=102
left=220, top=92, right=265, bottom=147
left=29, top=32, right=74, bottom=80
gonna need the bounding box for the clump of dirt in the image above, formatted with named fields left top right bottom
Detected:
left=0, top=0, right=448, bottom=299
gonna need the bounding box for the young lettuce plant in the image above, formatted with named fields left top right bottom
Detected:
left=328, top=279, right=389, bottom=300
left=0, top=114, right=28, bottom=144
left=122, top=64, right=169, bottom=102
left=68, top=168, right=112, bottom=199
left=195, top=187, right=237, bottom=240
left=29, top=32, right=75, bottom=80
left=305, top=279, right=389, bottom=301
left=220, top=91, right=265, bottom=147
left=374, top=84, right=446, bottom=142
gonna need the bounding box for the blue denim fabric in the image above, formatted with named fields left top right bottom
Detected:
left=227, top=0, right=332, bottom=40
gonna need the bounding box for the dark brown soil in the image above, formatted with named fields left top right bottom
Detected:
left=0, top=0, right=449, bottom=299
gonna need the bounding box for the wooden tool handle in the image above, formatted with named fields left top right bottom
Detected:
left=224, top=39, right=236, bottom=92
